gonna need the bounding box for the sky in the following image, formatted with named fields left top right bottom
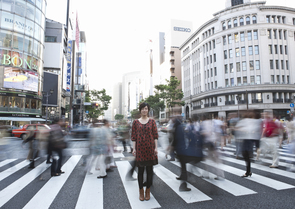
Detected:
left=46, top=0, right=295, bottom=91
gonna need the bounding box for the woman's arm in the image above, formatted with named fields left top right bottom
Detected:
left=154, top=139, right=158, bottom=156
left=132, top=141, right=136, bottom=156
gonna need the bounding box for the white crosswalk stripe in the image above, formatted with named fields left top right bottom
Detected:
left=0, top=142, right=294, bottom=208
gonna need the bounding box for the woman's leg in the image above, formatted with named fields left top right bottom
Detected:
left=146, top=166, right=153, bottom=188
left=138, top=166, right=145, bottom=189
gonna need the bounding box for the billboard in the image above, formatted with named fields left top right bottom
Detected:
left=66, top=40, right=72, bottom=92
left=3, top=67, right=38, bottom=92
left=42, top=72, right=58, bottom=106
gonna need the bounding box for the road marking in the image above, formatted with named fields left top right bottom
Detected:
left=116, top=161, right=161, bottom=209
left=158, top=151, right=257, bottom=196
left=23, top=155, right=82, bottom=209
left=75, top=165, right=103, bottom=209
left=202, top=159, right=295, bottom=190
left=0, top=159, right=17, bottom=168
left=0, top=160, right=50, bottom=208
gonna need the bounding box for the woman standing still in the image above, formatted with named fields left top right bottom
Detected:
left=131, top=103, right=158, bottom=201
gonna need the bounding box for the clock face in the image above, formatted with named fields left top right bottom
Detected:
left=231, top=0, right=244, bottom=6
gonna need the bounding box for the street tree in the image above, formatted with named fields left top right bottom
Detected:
left=142, top=93, right=165, bottom=118
left=115, top=114, right=124, bottom=120
left=131, top=108, right=140, bottom=119
left=84, top=89, right=112, bottom=120
left=154, top=76, right=185, bottom=115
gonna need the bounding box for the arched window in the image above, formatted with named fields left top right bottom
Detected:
left=246, top=16, right=250, bottom=25
left=252, top=16, right=257, bottom=24
left=228, top=21, right=231, bottom=29
left=234, top=19, right=238, bottom=27
left=222, top=22, right=226, bottom=30
left=240, top=18, right=244, bottom=26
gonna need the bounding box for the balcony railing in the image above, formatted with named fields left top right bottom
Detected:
left=225, top=101, right=235, bottom=105
left=273, top=99, right=283, bottom=103
left=252, top=99, right=263, bottom=103
left=193, top=105, right=202, bottom=109
left=211, top=102, right=217, bottom=107
left=204, top=104, right=210, bottom=108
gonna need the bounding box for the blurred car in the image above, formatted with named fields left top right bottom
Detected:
left=160, top=123, right=170, bottom=133
left=70, top=125, right=90, bottom=138
left=12, top=124, right=50, bottom=140
left=0, top=125, right=19, bottom=137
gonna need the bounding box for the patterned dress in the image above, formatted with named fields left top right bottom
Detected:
left=131, top=119, right=158, bottom=167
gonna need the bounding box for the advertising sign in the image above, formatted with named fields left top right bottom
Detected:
left=66, top=40, right=72, bottom=92
left=3, top=68, right=38, bottom=92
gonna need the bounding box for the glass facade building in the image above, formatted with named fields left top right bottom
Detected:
left=0, top=0, right=46, bottom=125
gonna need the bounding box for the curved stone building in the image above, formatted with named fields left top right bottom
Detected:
left=180, top=0, right=295, bottom=120
left=0, top=0, right=47, bottom=126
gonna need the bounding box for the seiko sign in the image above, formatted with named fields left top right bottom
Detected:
left=174, top=27, right=191, bottom=33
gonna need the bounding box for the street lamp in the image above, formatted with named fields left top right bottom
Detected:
left=236, top=95, right=240, bottom=118
left=42, top=89, right=54, bottom=124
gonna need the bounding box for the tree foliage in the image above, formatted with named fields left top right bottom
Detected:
left=130, top=108, right=140, bottom=119
left=84, top=89, right=112, bottom=120
left=154, top=76, right=185, bottom=111
left=142, top=94, right=165, bottom=118
left=115, top=114, right=124, bottom=120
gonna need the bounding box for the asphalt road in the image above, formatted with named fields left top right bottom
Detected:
left=0, top=133, right=294, bottom=209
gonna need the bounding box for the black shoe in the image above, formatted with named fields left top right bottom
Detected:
left=97, top=175, right=107, bottom=178
left=179, top=183, right=191, bottom=192
left=28, top=166, right=35, bottom=169
left=51, top=173, right=61, bottom=177
left=57, top=171, right=65, bottom=174
left=106, top=168, right=114, bottom=172
left=176, top=177, right=181, bottom=180
left=241, top=172, right=252, bottom=178
left=46, top=161, right=52, bottom=164
left=168, top=158, right=175, bottom=161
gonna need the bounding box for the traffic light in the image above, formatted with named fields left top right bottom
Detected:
left=95, top=103, right=99, bottom=108
left=92, top=102, right=100, bottom=108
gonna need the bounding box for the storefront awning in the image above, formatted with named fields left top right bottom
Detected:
left=0, top=117, right=46, bottom=122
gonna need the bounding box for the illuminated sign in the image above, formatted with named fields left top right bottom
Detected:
left=174, top=27, right=191, bottom=32
left=67, top=40, right=72, bottom=92
left=0, top=53, right=38, bottom=71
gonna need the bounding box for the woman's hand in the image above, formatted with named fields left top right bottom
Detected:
left=132, top=149, right=136, bottom=156
left=154, top=148, right=158, bottom=156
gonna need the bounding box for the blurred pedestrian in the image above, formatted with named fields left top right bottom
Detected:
left=173, top=116, right=203, bottom=191
left=117, top=121, right=132, bottom=152
left=235, top=111, right=263, bottom=177
left=131, top=102, right=158, bottom=201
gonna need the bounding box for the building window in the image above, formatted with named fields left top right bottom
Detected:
left=234, top=19, right=238, bottom=27
left=225, top=64, right=228, bottom=74
left=274, top=29, right=277, bottom=39
left=215, top=81, right=217, bottom=88
left=248, top=31, right=252, bottom=40
left=293, top=18, right=295, bottom=25
left=236, top=62, right=240, bottom=72
left=275, top=60, right=279, bottom=69
left=234, top=33, right=239, bottom=43
left=269, top=45, right=272, bottom=54
left=207, top=70, right=209, bottom=78
left=235, top=48, right=240, bottom=57
left=230, top=63, right=234, bottom=73
left=228, top=21, right=232, bottom=29
left=224, top=50, right=227, bottom=59
left=282, top=75, right=285, bottom=83
left=213, top=40, right=215, bottom=48
left=270, top=60, right=274, bottom=69
left=287, top=76, right=289, bottom=84
left=243, top=76, right=247, bottom=84
left=237, top=77, right=241, bottom=85
left=281, top=60, right=284, bottom=69
left=285, top=46, right=288, bottom=54
left=253, top=30, right=258, bottom=40
left=214, top=54, right=216, bottom=62
left=249, top=61, right=254, bottom=70
left=271, top=75, right=274, bottom=84
left=229, top=49, right=233, bottom=58
left=211, top=68, right=213, bottom=77
left=255, top=60, right=260, bottom=70
left=276, top=75, right=280, bottom=83
left=277, top=16, right=281, bottom=23
left=268, top=29, right=272, bottom=39
left=250, top=76, right=255, bottom=84
left=271, top=16, right=275, bottom=23
left=284, top=30, right=287, bottom=40
left=279, top=30, right=282, bottom=39
left=249, top=46, right=253, bottom=55
left=266, top=16, right=270, bottom=23
left=45, top=36, right=57, bottom=42
left=274, top=45, right=278, bottom=54
left=225, top=79, right=229, bottom=87
left=240, top=18, right=244, bottom=26
left=286, top=60, right=289, bottom=70
left=252, top=16, right=257, bottom=24
left=254, top=45, right=259, bottom=55
left=231, top=78, right=234, bottom=86
left=240, top=32, right=245, bottom=42
left=222, top=22, right=226, bottom=30
left=280, top=45, right=283, bottom=54
left=223, top=36, right=226, bottom=45
left=246, top=16, right=250, bottom=25
left=242, top=61, right=246, bottom=71
left=214, top=67, right=217, bottom=76
left=241, top=47, right=245, bottom=56
left=282, top=16, right=286, bottom=24
left=228, top=35, right=232, bottom=44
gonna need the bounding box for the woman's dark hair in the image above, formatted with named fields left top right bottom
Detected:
left=139, top=102, right=150, bottom=112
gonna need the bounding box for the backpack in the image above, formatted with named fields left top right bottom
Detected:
left=264, top=120, right=278, bottom=137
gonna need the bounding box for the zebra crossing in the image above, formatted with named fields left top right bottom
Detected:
left=0, top=144, right=294, bottom=209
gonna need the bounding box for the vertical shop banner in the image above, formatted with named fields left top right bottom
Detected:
left=66, top=40, right=72, bottom=92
